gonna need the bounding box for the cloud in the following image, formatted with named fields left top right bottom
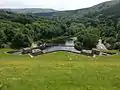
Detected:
left=0, top=0, right=110, bottom=10
left=0, top=0, right=27, bottom=8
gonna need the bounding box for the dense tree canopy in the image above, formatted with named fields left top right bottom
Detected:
left=76, top=27, right=100, bottom=49
left=0, top=5, right=120, bottom=50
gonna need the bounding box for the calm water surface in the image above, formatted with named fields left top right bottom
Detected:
left=43, top=37, right=81, bottom=53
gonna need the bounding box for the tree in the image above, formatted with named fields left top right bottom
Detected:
left=78, top=33, right=99, bottom=49
left=69, top=23, right=85, bottom=35
left=114, top=42, right=120, bottom=51
left=117, top=31, right=120, bottom=42
left=103, top=26, right=116, bottom=37
left=0, top=31, right=6, bottom=48
left=77, top=27, right=99, bottom=49
left=104, top=37, right=117, bottom=49
left=11, top=33, right=32, bottom=49
left=4, top=27, right=17, bottom=42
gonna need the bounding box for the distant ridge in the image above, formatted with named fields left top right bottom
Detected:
left=35, top=0, right=119, bottom=17
left=1, top=8, right=57, bottom=13
left=1, top=0, right=120, bottom=18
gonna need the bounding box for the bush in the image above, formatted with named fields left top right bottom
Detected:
left=11, top=34, right=32, bottom=49
left=77, top=33, right=99, bottom=49
left=114, top=42, right=120, bottom=51
left=74, top=41, right=82, bottom=51
left=104, top=37, right=117, bottom=49
left=76, top=27, right=100, bottom=49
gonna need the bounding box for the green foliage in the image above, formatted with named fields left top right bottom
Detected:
left=0, top=31, right=6, bottom=48
left=74, top=41, right=82, bottom=51
left=77, top=27, right=99, bottom=49
left=104, top=37, right=117, bottom=49
left=11, top=34, right=32, bottom=49
left=0, top=11, right=74, bottom=48
left=0, top=1, right=120, bottom=50
left=47, top=36, right=69, bottom=44
left=114, top=42, right=120, bottom=50
left=103, top=26, right=116, bottom=37
left=117, top=31, right=120, bottom=42
left=69, top=23, right=85, bottom=35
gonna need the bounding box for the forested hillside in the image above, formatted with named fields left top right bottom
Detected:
left=0, top=10, right=81, bottom=49
left=36, top=0, right=119, bottom=17
left=0, top=0, right=120, bottom=50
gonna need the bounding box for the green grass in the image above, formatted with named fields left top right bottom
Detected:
left=0, top=49, right=120, bottom=90
left=100, top=50, right=118, bottom=55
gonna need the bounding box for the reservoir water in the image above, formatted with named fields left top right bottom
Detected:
left=43, top=37, right=81, bottom=53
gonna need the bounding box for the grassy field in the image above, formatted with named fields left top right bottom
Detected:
left=0, top=49, right=120, bottom=90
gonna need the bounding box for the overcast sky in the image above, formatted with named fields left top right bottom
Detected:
left=0, top=0, right=111, bottom=10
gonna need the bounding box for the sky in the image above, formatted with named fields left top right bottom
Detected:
left=0, top=0, right=111, bottom=10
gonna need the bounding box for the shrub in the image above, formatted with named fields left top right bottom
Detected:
left=114, top=42, right=120, bottom=51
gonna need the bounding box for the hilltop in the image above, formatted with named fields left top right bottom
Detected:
left=36, top=0, right=119, bottom=17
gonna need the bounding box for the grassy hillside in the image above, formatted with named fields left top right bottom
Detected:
left=0, top=49, right=120, bottom=90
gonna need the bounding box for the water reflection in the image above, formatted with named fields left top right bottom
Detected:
left=43, top=37, right=81, bottom=53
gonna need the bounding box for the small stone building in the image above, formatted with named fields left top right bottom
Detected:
left=81, top=50, right=92, bottom=56
left=22, top=48, right=32, bottom=54
left=92, top=48, right=101, bottom=55
left=31, top=49, right=43, bottom=56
